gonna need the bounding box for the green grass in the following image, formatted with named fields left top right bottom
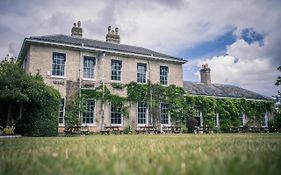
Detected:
left=1, top=134, right=281, bottom=175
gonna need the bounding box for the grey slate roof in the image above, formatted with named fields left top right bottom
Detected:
left=183, top=81, right=270, bottom=100
left=27, top=34, right=185, bottom=62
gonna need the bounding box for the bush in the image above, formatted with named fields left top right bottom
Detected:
left=0, top=58, right=60, bottom=136
left=186, top=117, right=199, bottom=133
left=123, top=125, right=131, bottom=134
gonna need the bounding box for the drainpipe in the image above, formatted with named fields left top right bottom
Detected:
left=101, top=51, right=106, bottom=130
left=148, top=57, right=152, bottom=125
left=78, top=43, right=84, bottom=121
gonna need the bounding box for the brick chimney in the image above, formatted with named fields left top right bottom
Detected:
left=200, top=64, right=211, bottom=85
left=71, top=21, right=82, bottom=37
left=106, top=26, right=120, bottom=44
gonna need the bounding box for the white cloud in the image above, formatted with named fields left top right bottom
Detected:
left=0, top=0, right=280, bottom=96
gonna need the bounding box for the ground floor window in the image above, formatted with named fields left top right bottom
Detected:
left=261, top=113, right=268, bottom=127
left=58, top=98, right=65, bottom=125
left=82, top=99, right=95, bottom=124
left=111, top=102, right=122, bottom=125
left=160, top=103, right=170, bottom=124
left=138, top=102, right=147, bottom=125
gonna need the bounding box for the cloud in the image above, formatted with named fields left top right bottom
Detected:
left=0, top=0, right=280, bottom=96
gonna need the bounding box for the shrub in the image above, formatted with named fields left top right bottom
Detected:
left=186, top=117, right=199, bottom=133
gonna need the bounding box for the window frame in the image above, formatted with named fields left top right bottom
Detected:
left=160, top=66, right=169, bottom=85
left=111, top=60, right=122, bottom=82
left=160, top=103, right=170, bottom=125
left=82, top=99, right=95, bottom=126
left=137, top=102, right=148, bottom=126
left=58, top=98, right=65, bottom=126
left=51, top=52, right=66, bottom=78
left=110, top=102, right=123, bottom=126
left=137, top=63, right=147, bottom=84
left=83, top=56, right=96, bottom=80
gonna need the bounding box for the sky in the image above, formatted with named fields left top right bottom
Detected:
left=0, top=0, right=280, bottom=97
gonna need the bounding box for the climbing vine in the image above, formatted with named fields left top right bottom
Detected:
left=80, top=81, right=273, bottom=130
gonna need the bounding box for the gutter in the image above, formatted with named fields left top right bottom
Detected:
left=19, top=38, right=187, bottom=64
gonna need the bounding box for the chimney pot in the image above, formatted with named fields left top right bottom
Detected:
left=106, top=26, right=120, bottom=44
left=108, top=26, right=111, bottom=34
left=71, top=21, right=83, bottom=38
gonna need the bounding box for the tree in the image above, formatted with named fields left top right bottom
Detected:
left=0, top=56, right=60, bottom=136
left=273, top=66, right=281, bottom=130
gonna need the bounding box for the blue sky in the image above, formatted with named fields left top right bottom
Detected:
left=0, top=0, right=280, bottom=96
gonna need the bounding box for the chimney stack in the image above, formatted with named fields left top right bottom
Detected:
left=200, top=64, right=211, bottom=85
left=106, top=26, right=120, bottom=44
left=71, top=21, right=83, bottom=38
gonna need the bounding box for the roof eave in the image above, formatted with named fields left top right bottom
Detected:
left=25, top=38, right=187, bottom=64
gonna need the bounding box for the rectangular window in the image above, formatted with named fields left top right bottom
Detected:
left=261, top=113, right=267, bottom=127
left=111, top=102, right=122, bottom=125
left=160, top=103, right=169, bottom=124
left=137, top=63, right=147, bottom=83
left=138, top=102, right=147, bottom=125
left=82, top=100, right=95, bottom=124
left=111, top=60, right=122, bottom=81
left=58, top=98, right=65, bottom=125
left=160, top=66, right=168, bottom=85
left=52, top=52, right=66, bottom=76
left=83, top=56, right=95, bottom=79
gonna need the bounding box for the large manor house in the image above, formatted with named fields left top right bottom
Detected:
left=18, top=21, right=271, bottom=132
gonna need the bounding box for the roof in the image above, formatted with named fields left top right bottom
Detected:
left=21, top=34, right=186, bottom=63
left=183, top=81, right=271, bottom=100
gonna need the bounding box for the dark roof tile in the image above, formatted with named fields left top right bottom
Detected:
left=183, top=81, right=270, bottom=100
left=28, top=34, right=185, bottom=62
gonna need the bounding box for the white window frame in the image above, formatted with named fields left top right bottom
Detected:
left=110, top=102, right=123, bottom=126
left=58, top=98, right=65, bottom=126
left=51, top=52, right=66, bottom=78
left=213, top=113, right=220, bottom=127
left=137, top=63, right=147, bottom=84
left=160, top=66, right=169, bottom=85
left=160, top=103, right=171, bottom=126
left=81, top=99, right=96, bottom=126
left=83, top=56, right=96, bottom=80
left=137, top=102, right=148, bottom=126
left=261, top=112, right=268, bottom=127
left=111, top=60, right=122, bottom=82
left=240, top=113, right=246, bottom=127
left=194, top=109, right=203, bottom=127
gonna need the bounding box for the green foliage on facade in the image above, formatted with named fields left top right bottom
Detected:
left=81, top=81, right=273, bottom=130
left=0, top=57, right=60, bottom=136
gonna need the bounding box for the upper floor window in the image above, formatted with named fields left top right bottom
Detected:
left=82, top=99, right=95, bottom=125
left=52, top=52, right=66, bottom=76
left=58, top=98, right=65, bottom=125
left=111, top=60, right=122, bottom=81
left=138, top=102, right=148, bottom=125
left=137, top=63, right=147, bottom=83
left=160, top=66, right=168, bottom=85
left=83, top=56, right=96, bottom=79
left=160, top=103, right=170, bottom=125
left=111, top=102, right=122, bottom=125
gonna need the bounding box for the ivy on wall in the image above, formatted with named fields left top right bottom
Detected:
left=80, top=81, right=273, bottom=129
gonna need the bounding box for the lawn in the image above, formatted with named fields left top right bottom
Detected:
left=1, top=134, right=281, bottom=175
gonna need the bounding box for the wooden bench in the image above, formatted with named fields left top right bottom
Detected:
left=136, top=126, right=159, bottom=134
left=64, top=126, right=90, bottom=136
left=101, top=126, right=123, bottom=135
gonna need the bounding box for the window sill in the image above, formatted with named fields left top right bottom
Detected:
left=58, top=124, right=65, bottom=127
left=111, top=80, right=122, bottom=83
left=110, top=124, right=123, bottom=127
left=51, top=75, right=66, bottom=79
left=83, top=78, right=96, bottom=81
left=81, top=124, right=96, bottom=127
